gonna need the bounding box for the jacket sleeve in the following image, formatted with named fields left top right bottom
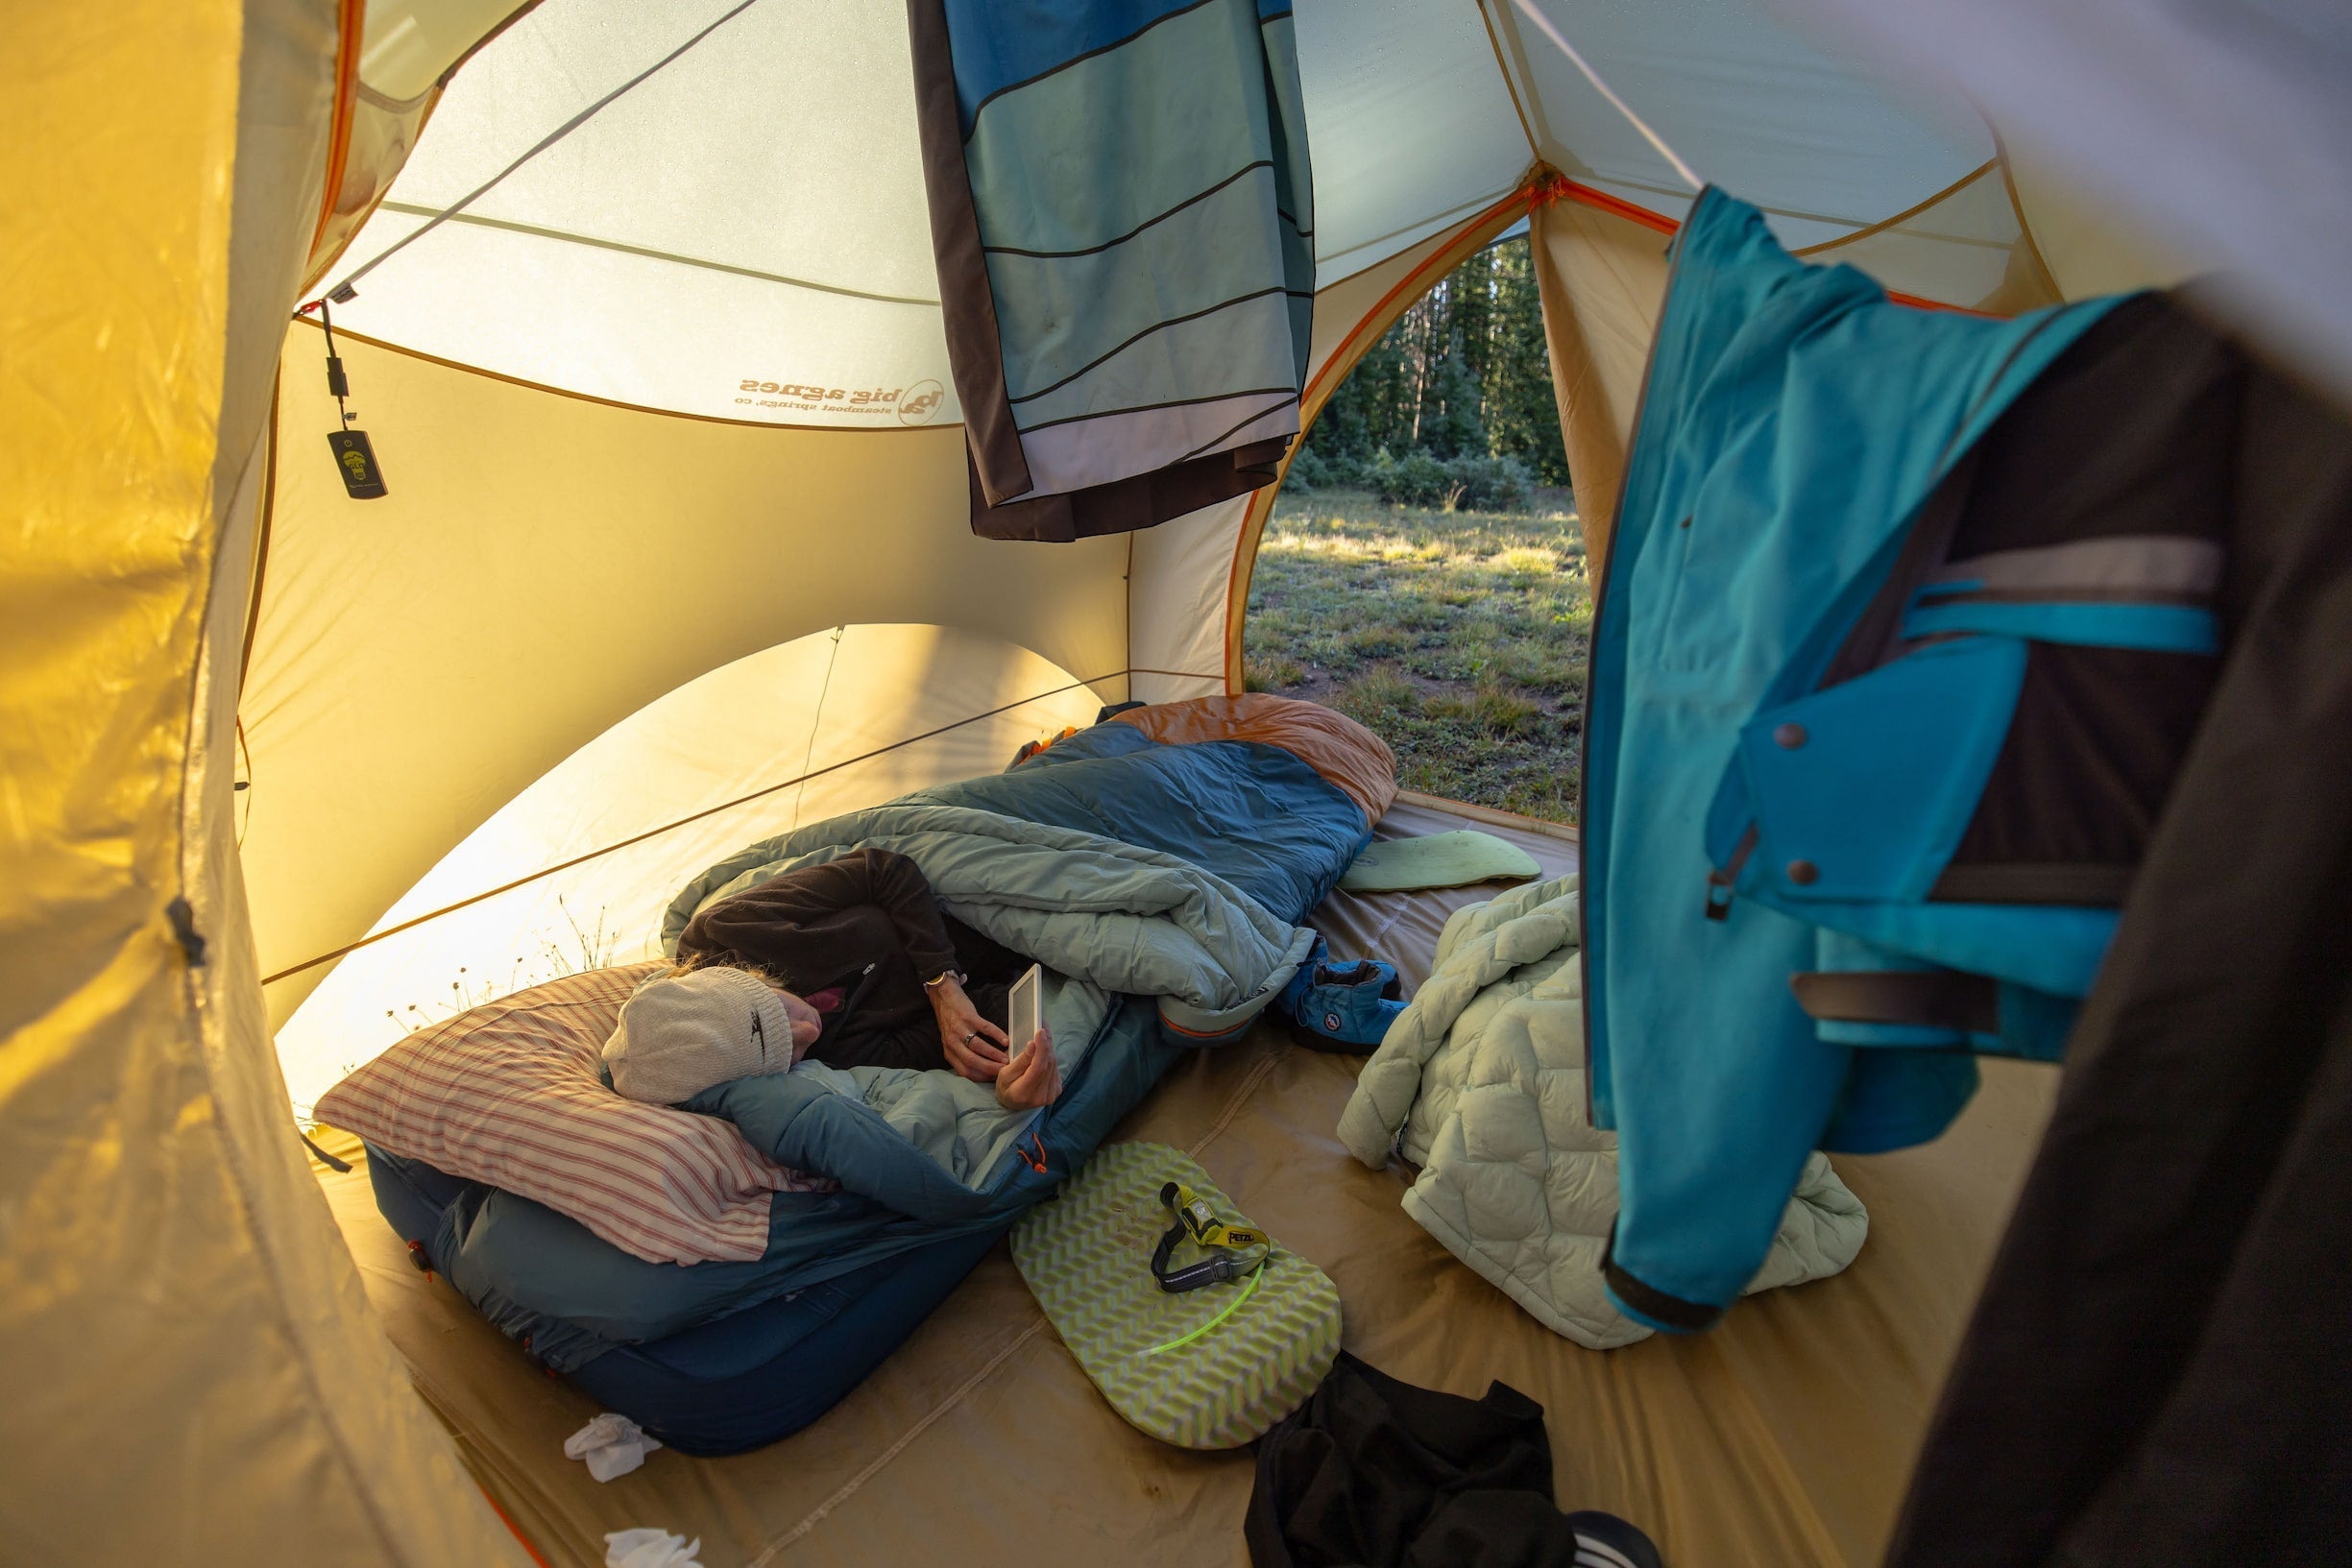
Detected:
left=678, top=846, right=959, bottom=985
left=838, top=846, right=960, bottom=980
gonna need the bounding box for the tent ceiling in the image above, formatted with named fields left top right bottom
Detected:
left=327, top=0, right=956, bottom=425
left=318, top=0, right=2022, bottom=428
left=1296, top=0, right=1531, bottom=281
left=1498, top=0, right=1991, bottom=249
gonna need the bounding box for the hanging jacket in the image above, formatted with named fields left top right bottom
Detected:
left=1582, top=189, right=2237, bottom=1331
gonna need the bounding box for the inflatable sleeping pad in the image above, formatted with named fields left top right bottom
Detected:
left=366, top=1143, right=1005, bottom=1456
left=1013, top=1142, right=1340, bottom=1448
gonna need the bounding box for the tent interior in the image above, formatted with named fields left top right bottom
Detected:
left=9, top=1, right=2300, bottom=1565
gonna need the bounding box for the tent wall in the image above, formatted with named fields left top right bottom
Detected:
left=1776, top=0, right=2351, bottom=401
left=0, top=2, right=525, bottom=1561
left=302, top=0, right=536, bottom=288
left=2002, top=138, right=2203, bottom=303
left=1529, top=197, right=1673, bottom=570
left=242, top=331, right=1129, bottom=1030
left=271, top=622, right=1106, bottom=1115
left=1787, top=157, right=2062, bottom=317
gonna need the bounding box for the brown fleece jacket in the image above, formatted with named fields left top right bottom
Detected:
left=675, top=845, right=1026, bottom=1072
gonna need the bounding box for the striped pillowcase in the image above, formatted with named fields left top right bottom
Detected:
left=314, top=962, right=833, bottom=1266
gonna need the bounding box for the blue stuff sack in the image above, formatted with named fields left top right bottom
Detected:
left=1278, top=938, right=1406, bottom=1053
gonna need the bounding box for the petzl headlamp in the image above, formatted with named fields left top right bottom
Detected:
left=1150, top=1180, right=1269, bottom=1292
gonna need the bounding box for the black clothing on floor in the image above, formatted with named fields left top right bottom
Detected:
left=674, top=846, right=1029, bottom=1072
left=1885, top=325, right=2352, bottom=1565
left=1246, top=1352, right=1661, bottom=1568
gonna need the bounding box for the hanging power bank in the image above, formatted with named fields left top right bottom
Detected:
left=327, top=429, right=388, bottom=499
left=316, top=297, right=388, bottom=499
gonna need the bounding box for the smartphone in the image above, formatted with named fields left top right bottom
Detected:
left=1006, top=963, right=1043, bottom=1062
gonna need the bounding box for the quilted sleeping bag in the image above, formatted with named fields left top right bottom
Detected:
left=1338, top=875, right=1868, bottom=1348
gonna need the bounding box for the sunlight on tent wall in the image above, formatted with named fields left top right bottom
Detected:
left=322, top=0, right=956, bottom=424
left=241, top=330, right=1127, bottom=1032
left=308, top=0, right=528, bottom=282
left=275, top=624, right=1102, bottom=1114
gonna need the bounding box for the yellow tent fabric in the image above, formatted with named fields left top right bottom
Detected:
left=0, top=0, right=525, bottom=1561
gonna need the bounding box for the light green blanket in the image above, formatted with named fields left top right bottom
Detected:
left=666, top=802, right=1319, bottom=1045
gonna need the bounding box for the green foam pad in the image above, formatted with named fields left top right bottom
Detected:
left=1338, top=829, right=1543, bottom=893
left=1012, top=1141, right=1340, bottom=1449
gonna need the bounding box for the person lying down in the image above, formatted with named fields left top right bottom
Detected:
left=601, top=845, right=1061, bottom=1111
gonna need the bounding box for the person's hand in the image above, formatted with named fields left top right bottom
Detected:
left=994, top=1026, right=1060, bottom=1111
left=929, top=974, right=1010, bottom=1083
left=757, top=980, right=824, bottom=1059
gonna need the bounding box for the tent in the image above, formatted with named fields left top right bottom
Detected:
left=5, top=1, right=2331, bottom=1563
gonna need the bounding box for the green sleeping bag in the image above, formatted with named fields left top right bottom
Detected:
left=1012, top=1142, right=1340, bottom=1449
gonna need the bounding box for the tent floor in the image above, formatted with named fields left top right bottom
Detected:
left=317, top=794, right=2054, bottom=1568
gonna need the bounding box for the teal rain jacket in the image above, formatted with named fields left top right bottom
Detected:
left=1583, top=190, right=2136, bottom=1330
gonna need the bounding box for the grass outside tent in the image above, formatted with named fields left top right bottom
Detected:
left=1244, top=486, right=1591, bottom=826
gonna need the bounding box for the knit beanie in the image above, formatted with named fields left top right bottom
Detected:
left=604, top=967, right=801, bottom=1103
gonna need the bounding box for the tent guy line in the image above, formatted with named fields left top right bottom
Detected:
left=1506, top=0, right=1705, bottom=192
left=323, top=0, right=771, bottom=302
left=255, top=666, right=1207, bottom=988
left=372, top=202, right=942, bottom=308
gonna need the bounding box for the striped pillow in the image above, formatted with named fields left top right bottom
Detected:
left=314, top=962, right=832, bottom=1266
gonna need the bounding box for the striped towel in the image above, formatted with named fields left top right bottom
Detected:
left=314, top=963, right=834, bottom=1266
left=911, top=0, right=1314, bottom=542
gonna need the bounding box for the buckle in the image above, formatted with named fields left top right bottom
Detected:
left=1150, top=1181, right=1268, bottom=1292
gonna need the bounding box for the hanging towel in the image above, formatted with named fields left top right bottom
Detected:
left=908, top=0, right=1314, bottom=541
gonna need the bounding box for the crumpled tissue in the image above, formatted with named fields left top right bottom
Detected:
left=565, top=1411, right=662, bottom=1482
left=604, top=1528, right=701, bottom=1567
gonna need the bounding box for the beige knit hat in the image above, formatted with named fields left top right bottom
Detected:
left=603, top=966, right=801, bottom=1103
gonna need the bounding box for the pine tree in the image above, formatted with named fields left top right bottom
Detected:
left=1297, top=233, right=1571, bottom=493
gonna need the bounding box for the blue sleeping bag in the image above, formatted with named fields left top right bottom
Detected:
left=365, top=717, right=1372, bottom=1451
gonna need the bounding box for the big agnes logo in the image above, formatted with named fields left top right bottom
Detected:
left=735, top=375, right=945, bottom=424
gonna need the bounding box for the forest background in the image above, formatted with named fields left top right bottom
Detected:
left=1286, top=229, right=1568, bottom=510
left=1249, top=232, right=1593, bottom=825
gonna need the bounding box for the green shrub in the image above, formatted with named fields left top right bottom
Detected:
left=1285, top=445, right=1331, bottom=493
left=1368, top=447, right=1452, bottom=508
left=1243, top=652, right=1305, bottom=691
left=1428, top=682, right=1541, bottom=737
left=1443, top=454, right=1533, bottom=513
left=1334, top=665, right=1419, bottom=723
left=1361, top=447, right=1534, bottom=513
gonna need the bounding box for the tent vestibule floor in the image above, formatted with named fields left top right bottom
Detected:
left=315, top=798, right=2055, bottom=1567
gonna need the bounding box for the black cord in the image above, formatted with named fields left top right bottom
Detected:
left=319, top=299, right=355, bottom=430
